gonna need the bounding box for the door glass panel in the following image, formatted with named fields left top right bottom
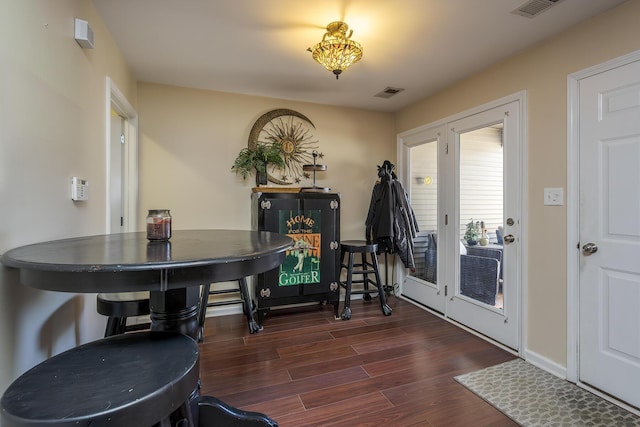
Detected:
left=409, top=139, right=438, bottom=283
left=459, top=124, right=504, bottom=309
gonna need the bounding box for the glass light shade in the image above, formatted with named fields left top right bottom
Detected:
left=310, top=39, right=363, bottom=78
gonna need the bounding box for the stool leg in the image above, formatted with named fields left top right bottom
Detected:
left=336, top=247, right=346, bottom=320
left=238, top=277, right=261, bottom=334
left=362, top=252, right=372, bottom=301
left=168, top=399, right=194, bottom=427
left=341, top=251, right=355, bottom=320
left=370, top=251, right=392, bottom=316
left=104, top=316, right=122, bottom=337
left=197, top=284, right=211, bottom=343
left=118, top=317, right=130, bottom=335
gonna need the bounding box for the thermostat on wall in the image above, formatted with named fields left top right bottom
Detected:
left=71, top=177, right=88, bottom=201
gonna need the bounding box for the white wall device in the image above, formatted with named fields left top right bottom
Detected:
left=74, top=18, right=94, bottom=49
left=543, top=187, right=563, bottom=206
left=71, top=177, right=89, bottom=201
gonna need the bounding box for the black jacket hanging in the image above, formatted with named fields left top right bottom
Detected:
left=365, top=161, right=419, bottom=269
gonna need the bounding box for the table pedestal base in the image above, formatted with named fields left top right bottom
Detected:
left=198, top=396, right=278, bottom=426
left=150, top=288, right=201, bottom=340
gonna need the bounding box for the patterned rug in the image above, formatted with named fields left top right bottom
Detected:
left=454, top=359, right=640, bottom=426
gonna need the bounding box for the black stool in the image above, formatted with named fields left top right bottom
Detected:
left=338, top=240, right=392, bottom=320
left=198, top=278, right=259, bottom=340
left=1, top=332, right=199, bottom=427
left=96, top=291, right=151, bottom=337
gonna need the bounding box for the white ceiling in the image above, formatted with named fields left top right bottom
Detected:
left=92, top=0, right=627, bottom=112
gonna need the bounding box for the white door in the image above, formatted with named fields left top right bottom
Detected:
left=106, top=77, right=138, bottom=234
left=400, top=96, right=523, bottom=350
left=578, top=58, right=640, bottom=408
left=446, top=101, right=520, bottom=350
left=401, top=125, right=447, bottom=314
left=109, top=108, right=125, bottom=233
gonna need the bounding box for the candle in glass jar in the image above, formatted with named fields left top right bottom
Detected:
left=146, top=209, right=172, bottom=240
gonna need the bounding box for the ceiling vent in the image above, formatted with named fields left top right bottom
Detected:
left=511, top=0, right=564, bottom=18
left=374, top=87, right=405, bottom=99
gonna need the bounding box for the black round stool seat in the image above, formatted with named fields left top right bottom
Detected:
left=1, top=332, right=199, bottom=427
left=97, top=291, right=150, bottom=318
left=339, top=240, right=378, bottom=253
left=97, top=292, right=151, bottom=337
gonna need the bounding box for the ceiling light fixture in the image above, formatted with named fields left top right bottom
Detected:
left=307, top=21, right=363, bottom=80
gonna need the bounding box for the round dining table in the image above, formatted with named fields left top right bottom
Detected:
left=2, top=229, right=292, bottom=338
left=1, top=229, right=292, bottom=425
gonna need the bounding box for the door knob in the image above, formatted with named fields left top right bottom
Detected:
left=503, top=234, right=515, bottom=244
left=582, top=243, right=598, bottom=254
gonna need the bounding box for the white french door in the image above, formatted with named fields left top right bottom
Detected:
left=399, top=95, right=524, bottom=350
left=399, top=125, right=447, bottom=314
left=446, top=101, right=521, bottom=350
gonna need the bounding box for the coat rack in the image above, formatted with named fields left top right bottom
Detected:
left=365, top=159, right=419, bottom=294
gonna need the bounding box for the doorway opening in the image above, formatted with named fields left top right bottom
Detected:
left=568, top=50, right=640, bottom=414
left=106, top=77, right=138, bottom=234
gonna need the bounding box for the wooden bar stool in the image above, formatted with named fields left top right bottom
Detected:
left=338, top=240, right=392, bottom=320
left=198, top=277, right=259, bottom=340
left=1, top=332, right=199, bottom=427
left=96, top=291, right=151, bottom=337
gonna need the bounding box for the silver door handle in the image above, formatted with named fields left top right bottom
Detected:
left=582, top=243, right=598, bottom=254
left=503, top=234, right=515, bottom=244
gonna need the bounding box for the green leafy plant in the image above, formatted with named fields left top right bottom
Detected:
left=464, top=219, right=480, bottom=242
left=231, top=143, right=285, bottom=183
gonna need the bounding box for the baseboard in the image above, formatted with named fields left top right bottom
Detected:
left=522, top=348, right=567, bottom=380
left=203, top=294, right=368, bottom=319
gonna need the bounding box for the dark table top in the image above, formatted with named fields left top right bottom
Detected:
left=1, top=230, right=293, bottom=293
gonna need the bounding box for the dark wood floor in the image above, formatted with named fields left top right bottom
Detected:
left=199, top=295, right=518, bottom=427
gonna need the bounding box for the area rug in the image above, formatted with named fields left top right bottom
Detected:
left=454, top=359, right=640, bottom=426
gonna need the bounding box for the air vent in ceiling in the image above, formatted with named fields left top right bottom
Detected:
left=512, top=0, right=564, bottom=18
left=374, top=87, right=405, bottom=99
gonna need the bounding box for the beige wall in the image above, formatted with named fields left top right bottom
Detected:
left=136, top=83, right=395, bottom=241
left=0, top=0, right=136, bottom=392
left=396, top=0, right=640, bottom=366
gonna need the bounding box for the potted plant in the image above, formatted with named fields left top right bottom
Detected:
left=231, top=143, right=285, bottom=186
left=464, top=219, right=479, bottom=245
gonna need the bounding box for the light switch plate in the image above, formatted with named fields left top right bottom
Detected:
left=544, top=187, right=563, bottom=206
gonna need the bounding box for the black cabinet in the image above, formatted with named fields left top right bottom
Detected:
left=252, top=191, right=340, bottom=324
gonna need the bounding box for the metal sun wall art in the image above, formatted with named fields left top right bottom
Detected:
left=248, top=109, right=324, bottom=185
